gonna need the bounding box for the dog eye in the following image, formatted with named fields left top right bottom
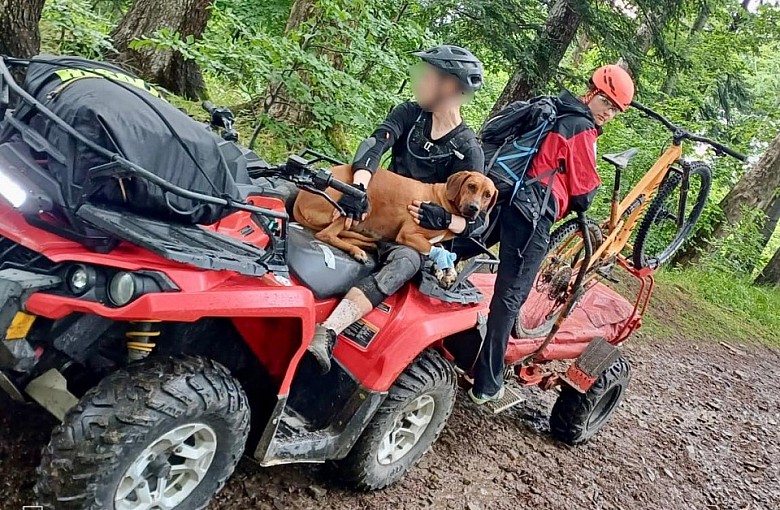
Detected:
left=484, top=192, right=492, bottom=198
left=468, top=183, right=478, bottom=192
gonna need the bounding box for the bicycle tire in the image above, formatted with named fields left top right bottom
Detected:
left=633, top=160, right=712, bottom=270
left=513, top=217, right=604, bottom=339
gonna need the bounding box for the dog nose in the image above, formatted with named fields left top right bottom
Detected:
left=466, top=203, right=479, bottom=215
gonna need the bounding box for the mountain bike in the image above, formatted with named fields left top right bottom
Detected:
left=516, top=100, right=747, bottom=339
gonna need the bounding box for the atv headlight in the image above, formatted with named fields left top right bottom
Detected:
left=0, top=167, right=27, bottom=208
left=108, top=272, right=138, bottom=306
left=67, top=265, right=96, bottom=295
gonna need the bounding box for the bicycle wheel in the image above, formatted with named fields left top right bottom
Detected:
left=633, top=161, right=712, bottom=270
left=513, top=217, right=604, bottom=339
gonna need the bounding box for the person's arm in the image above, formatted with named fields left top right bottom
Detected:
left=352, top=102, right=417, bottom=177
left=339, top=103, right=417, bottom=226
left=565, top=128, right=601, bottom=213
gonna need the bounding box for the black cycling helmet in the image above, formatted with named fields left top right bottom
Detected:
left=413, top=45, right=484, bottom=93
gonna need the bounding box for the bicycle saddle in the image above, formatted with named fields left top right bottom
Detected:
left=602, top=148, right=639, bottom=169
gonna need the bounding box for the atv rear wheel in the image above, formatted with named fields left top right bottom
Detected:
left=334, top=350, right=456, bottom=490
left=35, top=356, right=249, bottom=510
left=549, top=356, right=630, bottom=445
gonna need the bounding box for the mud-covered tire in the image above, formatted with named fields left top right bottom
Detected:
left=550, top=356, right=631, bottom=445
left=35, top=356, right=250, bottom=510
left=334, top=350, right=456, bottom=490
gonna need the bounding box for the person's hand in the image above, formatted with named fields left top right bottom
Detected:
left=408, top=200, right=452, bottom=230
left=334, top=184, right=369, bottom=229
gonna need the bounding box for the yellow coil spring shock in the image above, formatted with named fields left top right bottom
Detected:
left=126, top=321, right=161, bottom=362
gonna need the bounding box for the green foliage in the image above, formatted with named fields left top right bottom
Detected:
left=647, top=267, right=780, bottom=346
left=134, top=1, right=432, bottom=156
left=40, top=0, right=116, bottom=58
left=698, top=207, right=766, bottom=274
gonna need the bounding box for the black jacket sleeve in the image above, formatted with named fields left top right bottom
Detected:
left=352, top=102, right=418, bottom=173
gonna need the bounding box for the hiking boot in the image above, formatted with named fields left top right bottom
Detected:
left=308, top=324, right=336, bottom=373
left=467, top=385, right=505, bottom=405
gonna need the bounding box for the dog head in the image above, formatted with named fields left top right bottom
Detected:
left=445, top=171, right=498, bottom=220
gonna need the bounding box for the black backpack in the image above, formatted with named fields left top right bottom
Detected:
left=480, top=96, right=558, bottom=204
left=2, top=56, right=250, bottom=225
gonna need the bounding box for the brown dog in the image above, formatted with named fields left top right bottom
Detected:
left=293, top=165, right=497, bottom=283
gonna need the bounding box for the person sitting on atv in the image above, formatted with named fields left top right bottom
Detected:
left=307, top=45, right=486, bottom=373
left=469, top=65, right=635, bottom=404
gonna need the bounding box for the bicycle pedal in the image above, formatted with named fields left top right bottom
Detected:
left=488, top=385, right=525, bottom=414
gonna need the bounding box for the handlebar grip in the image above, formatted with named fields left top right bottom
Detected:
left=202, top=101, right=217, bottom=115
left=329, top=179, right=367, bottom=200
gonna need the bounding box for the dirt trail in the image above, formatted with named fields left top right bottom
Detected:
left=1, top=334, right=778, bottom=510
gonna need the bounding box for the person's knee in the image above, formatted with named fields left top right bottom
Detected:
left=385, top=246, right=423, bottom=272
left=372, top=246, right=423, bottom=297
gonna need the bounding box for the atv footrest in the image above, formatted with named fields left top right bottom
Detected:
left=488, top=384, right=525, bottom=414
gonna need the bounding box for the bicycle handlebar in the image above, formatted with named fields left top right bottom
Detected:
left=630, top=100, right=747, bottom=162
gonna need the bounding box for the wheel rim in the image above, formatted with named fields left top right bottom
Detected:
left=114, top=423, right=217, bottom=510
left=376, top=394, right=436, bottom=465
left=587, top=386, right=623, bottom=431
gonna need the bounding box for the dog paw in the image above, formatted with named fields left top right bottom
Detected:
left=439, top=267, right=458, bottom=288
left=350, top=248, right=369, bottom=264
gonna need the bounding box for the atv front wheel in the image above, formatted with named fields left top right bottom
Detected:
left=334, top=350, right=456, bottom=490
left=549, top=356, right=630, bottom=445
left=35, top=356, right=249, bottom=510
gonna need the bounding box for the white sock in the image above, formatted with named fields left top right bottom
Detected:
left=322, top=299, right=363, bottom=334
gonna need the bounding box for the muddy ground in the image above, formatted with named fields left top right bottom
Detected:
left=1, top=333, right=778, bottom=510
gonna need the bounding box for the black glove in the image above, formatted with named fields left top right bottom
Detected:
left=337, top=184, right=369, bottom=221
left=418, top=202, right=452, bottom=230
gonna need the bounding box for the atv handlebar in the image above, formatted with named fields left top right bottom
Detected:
left=630, top=100, right=747, bottom=162
left=253, top=151, right=367, bottom=215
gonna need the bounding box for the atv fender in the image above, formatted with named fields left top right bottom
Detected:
left=560, top=337, right=622, bottom=393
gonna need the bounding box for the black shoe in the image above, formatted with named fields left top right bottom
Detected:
left=308, top=325, right=336, bottom=373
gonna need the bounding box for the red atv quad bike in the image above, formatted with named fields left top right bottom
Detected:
left=0, top=56, right=644, bottom=510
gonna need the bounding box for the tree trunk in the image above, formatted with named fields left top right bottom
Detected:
left=490, top=0, right=584, bottom=115
left=755, top=247, right=780, bottom=286
left=0, top=0, right=46, bottom=58
left=758, top=192, right=780, bottom=248
left=111, top=0, right=212, bottom=99
left=661, top=2, right=711, bottom=96
left=677, top=132, right=780, bottom=264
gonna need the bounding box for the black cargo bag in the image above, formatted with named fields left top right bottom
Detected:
left=8, top=56, right=249, bottom=225
left=480, top=96, right=558, bottom=204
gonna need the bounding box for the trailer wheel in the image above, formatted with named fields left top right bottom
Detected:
left=35, top=356, right=249, bottom=510
left=549, top=356, right=631, bottom=445
left=335, top=350, right=456, bottom=490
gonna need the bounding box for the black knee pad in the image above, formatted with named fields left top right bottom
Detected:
left=356, top=276, right=386, bottom=308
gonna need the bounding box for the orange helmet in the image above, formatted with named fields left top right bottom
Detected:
left=591, top=65, right=634, bottom=112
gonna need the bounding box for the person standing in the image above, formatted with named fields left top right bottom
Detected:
left=469, top=65, right=635, bottom=404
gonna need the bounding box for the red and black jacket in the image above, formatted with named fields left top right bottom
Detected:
left=526, top=90, right=601, bottom=220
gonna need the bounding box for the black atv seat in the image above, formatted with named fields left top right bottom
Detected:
left=602, top=148, right=639, bottom=170
left=286, top=224, right=377, bottom=299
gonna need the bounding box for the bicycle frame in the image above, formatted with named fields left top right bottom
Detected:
left=557, top=143, right=683, bottom=274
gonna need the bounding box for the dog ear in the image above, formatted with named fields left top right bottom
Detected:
left=485, top=183, right=499, bottom=215
left=446, top=172, right=470, bottom=202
